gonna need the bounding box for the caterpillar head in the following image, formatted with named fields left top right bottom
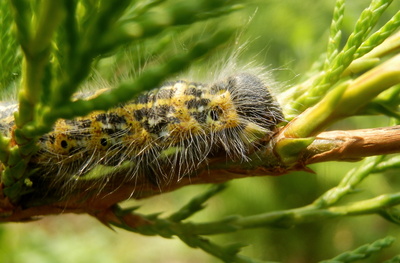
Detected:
left=208, top=73, right=284, bottom=133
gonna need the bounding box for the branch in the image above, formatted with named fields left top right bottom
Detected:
left=304, top=125, right=400, bottom=163
left=0, top=125, right=399, bottom=222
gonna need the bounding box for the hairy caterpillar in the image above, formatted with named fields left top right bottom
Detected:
left=0, top=73, right=284, bottom=191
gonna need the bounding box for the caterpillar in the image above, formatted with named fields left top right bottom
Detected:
left=0, top=73, right=284, bottom=191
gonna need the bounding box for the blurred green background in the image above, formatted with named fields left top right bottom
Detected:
left=1, top=0, right=400, bottom=262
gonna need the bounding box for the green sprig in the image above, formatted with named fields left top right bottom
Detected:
left=283, top=0, right=395, bottom=117
left=168, top=184, right=226, bottom=222
left=118, top=191, right=400, bottom=235
left=316, top=0, right=393, bottom=92
left=324, top=0, right=345, bottom=68
left=277, top=50, right=400, bottom=150
left=313, top=156, right=385, bottom=208
left=373, top=155, right=400, bottom=173
left=356, top=9, right=400, bottom=58
left=320, top=236, right=396, bottom=263
left=0, top=1, right=21, bottom=90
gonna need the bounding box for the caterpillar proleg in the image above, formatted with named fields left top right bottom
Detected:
left=0, top=73, right=284, bottom=192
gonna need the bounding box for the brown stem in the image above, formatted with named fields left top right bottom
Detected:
left=304, top=126, right=400, bottom=163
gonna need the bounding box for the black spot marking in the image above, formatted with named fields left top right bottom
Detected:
left=199, top=98, right=211, bottom=107
left=148, top=119, right=169, bottom=134
left=184, top=86, right=203, bottom=97
left=101, top=128, right=116, bottom=135
left=185, top=99, right=198, bottom=109
left=39, top=134, right=52, bottom=143
left=141, top=120, right=150, bottom=132
left=79, top=119, right=92, bottom=128
left=154, top=105, right=173, bottom=117
left=210, top=110, right=219, bottom=121
left=95, top=113, right=107, bottom=124
left=191, top=112, right=207, bottom=124
left=146, top=108, right=157, bottom=119
left=49, top=135, right=56, bottom=144
left=185, top=98, right=210, bottom=109
left=134, top=108, right=147, bottom=121
left=61, top=140, right=68, bottom=149
left=210, top=106, right=223, bottom=121
left=94, top=113, right=127, bottom=126
left=100, top=138, right=108, bottom=146
left=147, top=93, right=157, bottom=103
left=108, top=113, right=127, bottom=124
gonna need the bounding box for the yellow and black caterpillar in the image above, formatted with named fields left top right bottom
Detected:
left=0, top=73, right=284, bottom=187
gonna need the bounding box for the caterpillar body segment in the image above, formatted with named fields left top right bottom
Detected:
left=0, top=73, right=285, bottom=188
